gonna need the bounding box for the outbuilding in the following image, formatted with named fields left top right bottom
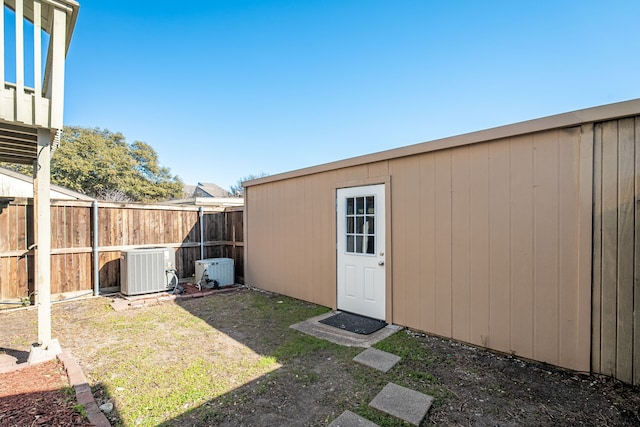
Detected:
left=243, top=99, right=640, bottom=385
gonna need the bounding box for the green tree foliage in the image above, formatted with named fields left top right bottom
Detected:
left=1, top=126, right=184, bottom=202
left=229, top=172, right=269, bottom=197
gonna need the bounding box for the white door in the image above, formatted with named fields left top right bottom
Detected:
left=337, top=184, right=386, bottom=320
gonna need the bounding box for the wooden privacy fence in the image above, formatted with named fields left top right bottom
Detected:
left=0, top=200, right=244, bottom=303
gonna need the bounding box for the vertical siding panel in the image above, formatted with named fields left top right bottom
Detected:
left=390, top=158, right=408, bottom=326
left=246, top=187, right=262, bottom=288
left=283, top=180, right=295, bottom=295
left=282, top=182, right=294, bottom=295
left=469, top=143, right=490, bottom=347
left=295, top=178, right=306, bottom=300
left=533, top=130, right=560, bottom=365
left=510, top=135, right=534, bottom=358
left=404, top=156, right=422, bottom=328
left=280, top=182, right=291, bottom=295
left=575, top=123, right=594, bottom=373
left=310, top=176, right=324, bottom=305
left=634, top=117, right=640, bottom=386
left=418, top=154, right=437, bottom=332
left=434, top=150, right=452, bottom=337
left=271, top=182, right=283, bottom=294
left=451, top=146, right=471, bottom=342
left=489, top=139, right=511, bottom=352
left=291, top=179, right=303, bottom=298
left=247, top=188, right=258, bottom=287
left=302, top=177, right=314, bottom=303
left=600, top=120, right=619, bottom=376
left=254, top=186, right=268, bottom=289
left=592, top=123, right=603, bottom=373
left=616, top=118, right=635, bottom=383
left=310, top=175, right=326, bottom=306
left=321, top=173, right=336, bottom=308
left=558, top=127, right=581, bottom=369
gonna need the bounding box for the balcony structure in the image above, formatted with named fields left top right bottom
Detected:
left=0, top=0, right=79, bottom=360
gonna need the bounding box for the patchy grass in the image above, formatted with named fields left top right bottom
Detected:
left=3, top=287, right=639, bottom=426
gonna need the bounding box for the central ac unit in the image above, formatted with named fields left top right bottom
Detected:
left=195, top=258, right=234, bottom=290
left=120, top=247, right=177, bottom=296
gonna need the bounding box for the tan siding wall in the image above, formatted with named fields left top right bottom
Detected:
left=246, top=166, right=389, bottom=309
left=246, top=126, right=593, bottom=373
left=592, top=117, right=640, bottom=385
left=382, top=128, right=590, bottom=370
left=387, top=128, right=590, bottom=371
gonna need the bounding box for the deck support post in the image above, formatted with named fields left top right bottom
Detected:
left=28, top=129, right=61, bottom=362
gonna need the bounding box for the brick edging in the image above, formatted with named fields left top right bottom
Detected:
left=57, top=351, right=111, bottom=427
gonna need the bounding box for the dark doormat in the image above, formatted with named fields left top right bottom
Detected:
left=319, top=311, right=387, bottom=335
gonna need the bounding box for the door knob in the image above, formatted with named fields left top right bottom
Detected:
left=378, top=261, right=385, bottom=266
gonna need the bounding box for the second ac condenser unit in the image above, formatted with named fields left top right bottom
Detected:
left=121, top=247, right=177, bottom=296
left=195, top=258, right=234, bottom=289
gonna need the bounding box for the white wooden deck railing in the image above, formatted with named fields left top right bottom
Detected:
left=0, top=0, right=78, bottom=130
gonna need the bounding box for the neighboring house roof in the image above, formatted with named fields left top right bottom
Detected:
left=183, top=184, right=197, bottom=198
left=0, top=167, right=94, bottom=200
left=194, top=182, right=231, bottom=198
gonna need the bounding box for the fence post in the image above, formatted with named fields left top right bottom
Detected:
left=92, top=200, right=99, bottom=296
left=199, top=206, right=204, bottom=260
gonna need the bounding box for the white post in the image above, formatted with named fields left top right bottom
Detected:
left=49, top=6, right=66, bottom=129
left=199, top=206, right=204, bottom=260
left=33, top=0, right=43, bottom=125
left=15, top=0, right=24, bottom=122
left=35, top=128, right=51, bottom=346
left=28, top=128, right=61, bottom=363
left=0, top=0, right=5, bottom=118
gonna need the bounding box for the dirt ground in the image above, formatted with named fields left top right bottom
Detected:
left=1, top=288, right=639, bottom=426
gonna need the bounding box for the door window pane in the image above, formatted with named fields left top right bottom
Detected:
left=366, top=196, right=375, bottom=214
left=366, top=236, right=375, bottom=254
left=347, top=235, right=354, bottom=252
left=347, top=217, right=354, bottom=233
left=345, top=193, right=376, bottom=255
left=346, top=198, right=354, bottom=215
left=366, top=216, right=374, bottom=234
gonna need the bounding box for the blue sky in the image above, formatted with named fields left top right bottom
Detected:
left=63, top=0, right=640, bottom=191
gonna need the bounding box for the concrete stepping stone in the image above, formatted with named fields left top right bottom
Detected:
left=369, top=382, right=434, bottom=426
left=327, top=410, right=380, bottom=427
left=353, top=347, right=401, bottom=372
left=0, top=354, right=18, bottom=373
